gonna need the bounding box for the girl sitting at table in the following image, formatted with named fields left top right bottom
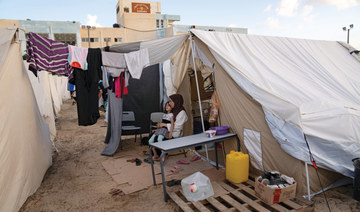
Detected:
left=148, top=101, right=174, bottom=144
left=152, top=94, right=188, bottom=162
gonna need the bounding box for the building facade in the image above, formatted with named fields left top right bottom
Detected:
left=0, top=19, right=81, bottom=54
left=1, top=0, right=248, bottom=50
left=115, top=0, right=180, bottom=40
left=80, top=26, right=126, bottom=48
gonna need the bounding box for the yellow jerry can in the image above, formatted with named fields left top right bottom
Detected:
left=226, top=151, right=249, bottom=184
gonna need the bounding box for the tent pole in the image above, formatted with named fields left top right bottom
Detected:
left=190, top=34, right=208, bottom=160
left=305, top=162, right=311, bottom=200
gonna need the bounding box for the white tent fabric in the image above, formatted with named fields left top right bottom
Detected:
left=191, top=29, right=360, bottom=177
left=0, top=28, right=52, bottom=212
left=60, top=77, right=71, bottom=101
left=38, top=71, right=57, bottom=140
left=27, top=66, right=46, bottom=116
left=48, top=74, right=62, bottom=116
left=54, top=75, right=64, bottom=106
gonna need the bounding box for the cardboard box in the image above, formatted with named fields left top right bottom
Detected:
left=254, top=176, right=296, bottom=205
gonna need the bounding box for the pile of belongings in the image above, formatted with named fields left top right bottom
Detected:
left=257, top=171, right=295, bottom=189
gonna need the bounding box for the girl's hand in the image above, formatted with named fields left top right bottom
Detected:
left=157, top=123, right=166, bottom=128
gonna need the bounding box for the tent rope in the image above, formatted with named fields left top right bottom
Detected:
left=303, top=134, right=332, bottom=212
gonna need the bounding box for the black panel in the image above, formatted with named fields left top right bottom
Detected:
left=123, top=64, right=161, bottom=134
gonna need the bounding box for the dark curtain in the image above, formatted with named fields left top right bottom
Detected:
left=123, top=64, right=161, bottom=134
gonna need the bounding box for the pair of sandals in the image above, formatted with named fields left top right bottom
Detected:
left=166, top=165, right=183, bottom=176
left=126, top=158, right=142, bottom=166
left=175, top=155, right=201, bottom=165
left=109, top=188, right=125, bottom=196
left=167, top=179, right=181, bottom=187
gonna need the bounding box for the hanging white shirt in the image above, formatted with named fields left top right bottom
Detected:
left=124, top=48, right=150, bottom=79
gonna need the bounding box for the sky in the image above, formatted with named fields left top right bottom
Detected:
left=0, top=0, right=359, bottom=48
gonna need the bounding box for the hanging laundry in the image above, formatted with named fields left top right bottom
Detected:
left=102, top=90, right=123, bottom=156
left=26, top=32, right=72, bottom=77
left=73, top=48, right=102, bottom=126
left=115, top=72, right=128, bottom=98
left=68, top=45, right=88, bottom=70
left=124, top=48, right=150, bottom=79
left=102, top=51, right=128, bottom=89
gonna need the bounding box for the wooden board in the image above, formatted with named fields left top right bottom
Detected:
left=168, top=179, right=314, bottom=212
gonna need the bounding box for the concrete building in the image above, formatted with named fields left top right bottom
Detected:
left=80, top=26, right=125, bottom=48
left=1, top=0, right=247, bottom=50
left=115, top=0, right=180, bottom=39
left=0, top=19, right=81, bottom=54
left=79, top=0, right=181, bottom=48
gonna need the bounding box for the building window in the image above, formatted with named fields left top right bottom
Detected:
left=114, top=38, right=122, bottom=42
left=124, top=7, right=129, bottom=13
left=104, top=38, right=111, bottom=42
left=156, top=20, right=160, bottom=28
left=89, top=38, right=99, bottom=42
left=116, top=6, right=120, bottom=14
left=161, top=20, right=164, bottom=28
left=82, top=38, right=89, bottom=42
left=54, top=33, right=76, bottom=45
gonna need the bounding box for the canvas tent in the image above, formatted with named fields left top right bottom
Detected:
left=109, top=29, right=360, bottom=195
left=190, top=30, right=360, bottom=195
left=0, top=28, right=52, bottom=211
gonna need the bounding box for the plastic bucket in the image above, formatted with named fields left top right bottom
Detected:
left=353, top=158, right=360, bottom=201
left=209, top=126, right=229, bottom=135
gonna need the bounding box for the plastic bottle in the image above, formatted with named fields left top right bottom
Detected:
left=181, top=172, right=214, bottom=202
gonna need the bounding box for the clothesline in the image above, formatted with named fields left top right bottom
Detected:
left=26, top=32, right=150, bottom=81
left=25, top=32, right=151, bottom=131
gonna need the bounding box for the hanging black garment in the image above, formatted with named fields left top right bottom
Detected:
left=74, top=48, right=102, bottom=126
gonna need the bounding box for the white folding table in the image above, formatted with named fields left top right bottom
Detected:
left=149, top=132, right=240, bottom=202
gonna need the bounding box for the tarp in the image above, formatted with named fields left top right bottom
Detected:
left=0, top=28, right=52, bottom=212
left=110, top=34, right=188, bottom=66
left=123, top=64, right=160, bottom=134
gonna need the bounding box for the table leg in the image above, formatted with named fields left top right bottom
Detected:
left=149, top=146, right=156, bottom=186
left=215, top=142, right=219, bottom=170
left=159, top=152, right=167, bottom=202
left=236, top=136, right=240, bottom=151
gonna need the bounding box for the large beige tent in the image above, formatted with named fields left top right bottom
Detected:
left=178, top=30, right=360, bottom=195
left=0, top=28, right=52, bottom=211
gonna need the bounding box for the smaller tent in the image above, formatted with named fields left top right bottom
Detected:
left=0, top=27, right=52, bottom=212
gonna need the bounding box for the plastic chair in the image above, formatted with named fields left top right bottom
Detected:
left=149, top=112, right=164, bottom=136
left=122, top=111, right=141, bottom=143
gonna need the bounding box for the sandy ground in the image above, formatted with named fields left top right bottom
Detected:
left=20, top=100, right=360, bottom=211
